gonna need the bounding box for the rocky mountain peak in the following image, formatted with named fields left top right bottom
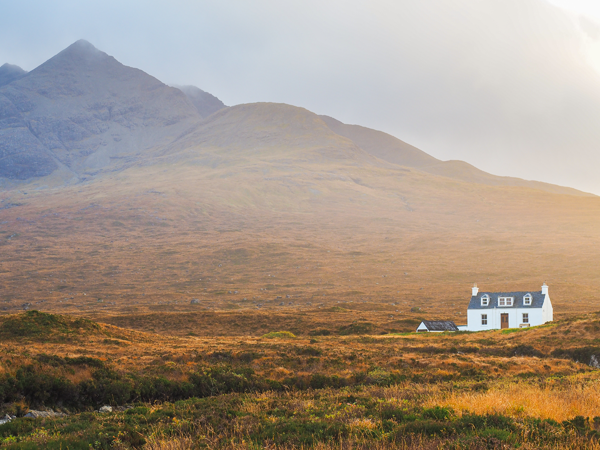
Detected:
left=0, top=40, right=201, bottom=182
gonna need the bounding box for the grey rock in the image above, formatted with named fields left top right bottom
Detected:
left=190, top=298, right=200, bottom=304
left=99, top=405, right=113, bottom=413
left=24, top=409, right=65, bottom=419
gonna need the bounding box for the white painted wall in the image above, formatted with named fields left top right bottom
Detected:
left=543, top=294, right=553, bottom=323
left=466, top=285, right=553, bottom=332
left=466, top=299, right=551, bottom=331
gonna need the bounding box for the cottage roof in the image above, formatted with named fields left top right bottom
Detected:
left=468, top=291, right=546, bottom=310
left=420, top=320, right=459, bottom=331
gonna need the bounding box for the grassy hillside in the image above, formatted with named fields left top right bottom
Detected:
left=0, top=151, right=599, bottom=323
left=1, top=311, right=600, bottom=448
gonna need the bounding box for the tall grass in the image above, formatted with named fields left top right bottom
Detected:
left=425, top=378, right=600, bottom=422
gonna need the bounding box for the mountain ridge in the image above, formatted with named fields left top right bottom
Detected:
left=175, top=85, right=227, bottom=118
left=0, top=39, right=591, bottom=198
left=320, top=115, right=592, bottom=196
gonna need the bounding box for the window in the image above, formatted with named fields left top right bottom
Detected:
left=481, top=294, right=490, bottom=306
left=524, top=294, right=532, bottom=305
left=498, top=297, right=514, bottom=307
left=522, top=313, right=529, bottom=324
left=481, top=314, right=488, bottom=325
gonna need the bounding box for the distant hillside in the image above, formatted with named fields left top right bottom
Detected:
left=0, top=63, right=27, bottom=87
left=320, top=115, right=592, bottom=197
left=169, top=102, right=377, bottom=167
left=176, top=85, right=227, bottom=118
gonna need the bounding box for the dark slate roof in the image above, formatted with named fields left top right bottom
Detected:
left=468, top=291, right=546, bottom=310
left=420, top=320, right=459, bottom=331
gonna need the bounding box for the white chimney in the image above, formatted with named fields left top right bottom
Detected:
left=541, top=283, right=548, bottom=295
left=472, top=284, right=479, bottom=296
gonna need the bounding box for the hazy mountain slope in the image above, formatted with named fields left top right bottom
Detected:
left=0, top=40, right=201, bottom=181
left=176, top=85, right=226, bottom=118
left=2, top=144, right=600, bottom=321
left=168, top=103, right=381, bottom=168
left=320, top=115, right=591, bottom=196
left=0, top=64, right=27, bottom=87
left=320, top=115, right=440, bottom=168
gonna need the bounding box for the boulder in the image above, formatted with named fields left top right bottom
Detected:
left=24, top=409, right=65, bottom=419
left=99, top=405, right=113, bottom=413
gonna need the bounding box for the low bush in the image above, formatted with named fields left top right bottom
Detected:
left=338, top=322, right=375, bottom=335
left=262, top=331, right=297, bottom=339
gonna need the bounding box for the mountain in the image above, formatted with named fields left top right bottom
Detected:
left=320, top=116, right=590, bottom=196
left=0, top=64, right=27, bottom=87
left=176, top=85, right=226, bottom=118
left=0, top=40, right=200, bottom=181
left=168, top=102, right=377, bottom=167
left=0, top=39, right=591, bottom=199
left=1, top=41, right=600, bottom=324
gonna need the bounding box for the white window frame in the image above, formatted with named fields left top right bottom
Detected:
left=498, top=297, right=514, bottom=307
left=481, top=294, right=490, bottom=306
left=522, top=313, right=529, bottom=323
left=524, top=294, right=532, bottom=306
left=481, top=314, right=488, bottom=325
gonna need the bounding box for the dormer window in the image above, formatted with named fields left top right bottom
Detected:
left=481, top=294, right=490, bottom=306
left=524, top=294, right=532, bottom=306
left=498, top=297, right=514, bottom=307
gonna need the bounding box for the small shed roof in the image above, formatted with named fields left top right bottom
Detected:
left=419, top=320, right=459, bottom=332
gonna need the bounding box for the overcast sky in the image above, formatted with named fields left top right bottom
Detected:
left=2, top=0, right=600, bottom=193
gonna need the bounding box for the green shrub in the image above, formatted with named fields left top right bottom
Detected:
left=262, top=331, right=296, bottom=339
left=337, top=322, right=375, bottom=335
left=0, top=311, right=101, bottom=341
left=309, top=328, right=331, bottom=336
left=295, top=346, right=323, bottom=356
left=512, top=345, right=544, bottom=357
left=423, top=406, right=454, bottom=421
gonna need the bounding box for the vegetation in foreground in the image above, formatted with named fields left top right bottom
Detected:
left=4, top=382, right=600, bottom=449
left=2, top=311, right=600, bottom=448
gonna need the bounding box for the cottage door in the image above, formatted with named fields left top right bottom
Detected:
left=500, top=313, right=509, bottom=329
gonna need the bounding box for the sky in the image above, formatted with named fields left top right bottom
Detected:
left=2, top=0, right=600, bottom=194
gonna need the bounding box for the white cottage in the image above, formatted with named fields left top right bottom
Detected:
left=466, top=283, right=553, bottom=331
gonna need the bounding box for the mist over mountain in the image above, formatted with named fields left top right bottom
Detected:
left=0, top=63, right=27, bottom=87
left=175, top=85, right=226, bottom=118
left=0, top=40, right=590, bottom=197
left=321, top=116, right=588, bottom=196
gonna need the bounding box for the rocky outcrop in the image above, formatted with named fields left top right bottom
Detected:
left=0, top=414, right=16, bottom=425
left=24, top=409, right=66, bottom=419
